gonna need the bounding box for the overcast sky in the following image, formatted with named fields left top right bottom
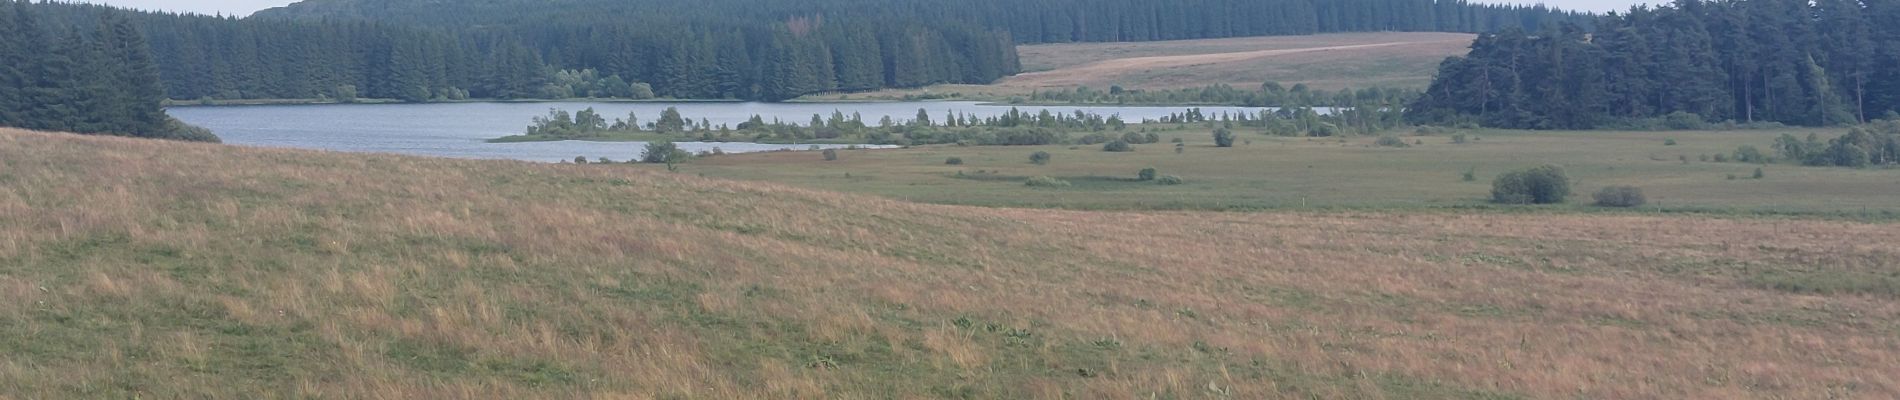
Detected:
left=81, top=0, right=1655, bottom=17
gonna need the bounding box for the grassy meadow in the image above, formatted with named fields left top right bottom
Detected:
left=684, top=125, right=1900, bottom=218
left=1, top=128, right=1898, bottom=398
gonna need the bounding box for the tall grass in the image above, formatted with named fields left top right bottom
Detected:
left=2, top=128, right=1898, bottom=398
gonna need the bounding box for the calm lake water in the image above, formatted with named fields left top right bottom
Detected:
left=169, top=101, right=1270, bottom=162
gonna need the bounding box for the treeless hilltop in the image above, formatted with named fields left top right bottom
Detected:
left=1, top=128, right=1895, bottom=398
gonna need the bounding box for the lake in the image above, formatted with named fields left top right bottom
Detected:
left=168, top=101, right=1274, bottom=162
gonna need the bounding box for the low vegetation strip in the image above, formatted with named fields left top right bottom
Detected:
left=1, top=128, right=1897, bottom=398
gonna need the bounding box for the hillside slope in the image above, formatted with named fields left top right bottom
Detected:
left=1004, top=32, right=1475, bottom=90
left=1, top=129, right=1897, bottom=398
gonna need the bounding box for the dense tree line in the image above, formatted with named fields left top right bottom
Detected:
left=23, top=1, right=1018, bottom=102
left=0, top=1, right=213, bottom=141
left=256, top=0, right=1587, bottom=43
left=11, top=0, right=1587, bottom=106
left=1408, top=0, right=1900, bottom=129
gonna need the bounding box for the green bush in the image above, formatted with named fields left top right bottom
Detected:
left=1102, top=140, right=1133, bottom=152
left=1592, top=186, right=1647, bottom=207
left=642, top=141, right=689, bottom=164
left=1024, top=176, right=1070, bottom=187
left=1137, top=168, right=1158, bottom=181
left=1374, top=136, right=1409, bottom=148
left=1461, top=167, right=1477, bottom=182
left=1213, top=128, right=1235, bottom=147
left=1156, top=175, right=1184, bottom=185
left=1491, top=165, right=1571, bottom=204
left=1451, top=133, right=1468, bottom=144
left=1733, top=145, right=1766, bottom=163
left=945, top=157, right=964, bottom=165
left=1029, top=151, right=1051, bottom=165
left=1664, top=138, right=1677, bottom=146
left=822, top=148, right=838, bottom=161
left=1752, top=167, right=1764, bottom=179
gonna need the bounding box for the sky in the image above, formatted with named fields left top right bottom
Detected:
left=80, top=0, right=1654, bottom=17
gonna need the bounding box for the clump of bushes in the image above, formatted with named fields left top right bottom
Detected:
left=1103, top=140, right=1134, bottom=152
left=1137, top=168, right=1157, bottom=181
left=1213, top=128, right=1235, bottom=147
left=1664, top=138, right=1677, bottom=146
left=1733, top=145, right=1767, bottom=163
left=1451, top=133, right=1469, bottom=144
left=945, top=157, right=964, bottom=165
left=1024, top=176, right=1070, bottom=187
left=1374, top=136, right=1410, bottom=148
left=1029, top=151, right=1051, bottom=165
left=1592, top=186, right=1647, bottom=207
left=1156, top=175, right=1184, bottom=185
left=641, top=141, right=690, bottom=164
left=1491, top=165, right=1571, bottom=204
left=822, top=148, right=838, bottom=161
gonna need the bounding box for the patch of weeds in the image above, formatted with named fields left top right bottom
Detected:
left=1748, top=270, right=1900, bottom=297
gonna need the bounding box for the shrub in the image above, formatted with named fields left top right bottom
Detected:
left=1024, top=176, right=1070, bottom=187
left=1451, top=133, right=1468, bottom=144
left=945, top=157, right=964, bottom=165
left=574, top=156, right=589, bottom=164
left=1712, top=153, right=1728, bottom=163
left=1170, top=137, right=1185, bottom=143
left=1664, top=138, right=1678, bottom=146
left=1213, top=128, right=1235, bottom=147
left=1174, top=143, right=1184, bottom=154
left=822, top=148, right=838, bottom=161
left=1733, top=145, right=1766, bottom=163
left=1137, top=167, right=1158, bottom=181
left=1029, top=151, right=1051, bottom=165
left=1308, top=123, right=1339, bottom=137
left=1752, top=167, right=1764, bottom=179
left=1592, top=186, right=1647, bottom=207
left=1374, top=136, right=1409, bottom=148
left=1156, top=175, right=1184, bottom=185
left=1102, top=140, right=1133, bottom=152
left=642, top=141, right=689, bottom=164
left=1461, top=167, right=1477, bottom=182
left=1491, top=165, right=1571, bottom=204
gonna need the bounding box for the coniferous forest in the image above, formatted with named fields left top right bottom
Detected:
left=14, top=0, right=1583, bottom=105
left=1408, top=0, right=1900, bottom=129
left=0, top=1, right=214, bottom=141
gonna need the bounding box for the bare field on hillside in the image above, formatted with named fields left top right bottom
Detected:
left=2, top=128, right=1897, bottom=398
left=799, top=32, right=1474, bottom=101
left=1007, top=32, right=1473, bottom=90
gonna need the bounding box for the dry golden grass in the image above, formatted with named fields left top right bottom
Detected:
left=1004, top=32, right=1474, bottom=90
left=1, top=128, right=1897, bottom=398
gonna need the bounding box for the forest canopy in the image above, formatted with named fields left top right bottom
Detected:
left=17, top=0, right=1585, bottom=103
left=1407, top=0, right=1900, bottom=129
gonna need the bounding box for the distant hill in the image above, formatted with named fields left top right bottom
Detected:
left=255, top=0, right=1589, bottom=43
left=16, top=0, right=1589, bottom=104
